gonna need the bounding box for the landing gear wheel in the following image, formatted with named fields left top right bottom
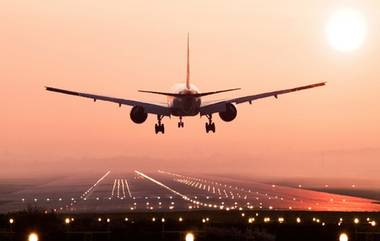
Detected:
left=205, top=122, right=216, bottom=133
left=205, top=114, right=216, bottom=133
left=155, top=115, right=165, bottom=134
left=155, top=124, right=159, bottom=134
left=210, top=123, right=215, bottom=133
left=155, top=124, right=165, bottom=134
left=178, top=117, right=184, bottom=128
left=161, top=124, right=165, bottom=133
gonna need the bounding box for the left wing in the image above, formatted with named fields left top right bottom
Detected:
left=46, top=86, right=171, bottom=116
left=200, top=82, right=326, bottom=115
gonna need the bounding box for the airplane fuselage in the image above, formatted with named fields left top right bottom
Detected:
left=168, top=85, right=201, bottom=116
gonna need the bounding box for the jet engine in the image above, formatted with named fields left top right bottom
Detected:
left=130, top=106, right=148, bottom=124
left=219, top=103, right=237, bottom=122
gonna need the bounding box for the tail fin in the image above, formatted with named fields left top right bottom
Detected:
left=186, top=33, right=190, bottom=89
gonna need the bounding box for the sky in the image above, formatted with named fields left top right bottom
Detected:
left=1, top=0, right=380, bottom=179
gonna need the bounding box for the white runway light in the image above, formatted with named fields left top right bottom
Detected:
left=339, top=232, right=348, bottom=241
left=185, top=232, right=195, bottom=241
left=28, top=232, right=39, bottom=241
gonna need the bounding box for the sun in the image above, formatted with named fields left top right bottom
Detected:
left=326, top=8, right=367, bottom=52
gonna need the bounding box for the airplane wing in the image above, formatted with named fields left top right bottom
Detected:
left=200, top=82, right=326, bottom=115
left=46, top=86, right=171, bottom=116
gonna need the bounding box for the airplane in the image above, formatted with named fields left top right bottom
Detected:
left=46, top=34, right=326, bottom=134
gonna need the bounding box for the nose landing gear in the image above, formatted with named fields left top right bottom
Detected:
left=178, top=116, right=184, bottom=128
left=205, top=114, right=216, bottom=133
left=155, top=115, right=165, bottom=134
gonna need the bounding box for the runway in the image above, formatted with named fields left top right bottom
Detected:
left=1, top=170, right=380, bottom=213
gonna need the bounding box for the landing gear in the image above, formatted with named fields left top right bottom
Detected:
left=205, top=114, right=216, bottom=133
left=155, top=115, right=165, bottom=134
left=178, top=116, right=184, bottom=128
left=155, top=124, right=164, bottom=134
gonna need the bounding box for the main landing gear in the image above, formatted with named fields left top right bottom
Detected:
left=155, top=115, right=165, bottom=134
left=205, top=114, right=216, bottom=133
left=178, top=116, right=184, bottom=128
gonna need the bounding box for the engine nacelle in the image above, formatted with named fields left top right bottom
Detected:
left=130, top=106, right=148, bottom=124
left=219, top=103, right=237, bottom=122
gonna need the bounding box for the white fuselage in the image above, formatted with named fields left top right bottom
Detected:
left=168, top=83, right=201, bottom=116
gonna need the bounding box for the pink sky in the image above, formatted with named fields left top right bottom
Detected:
left=1, top=0, right=380, bottom=179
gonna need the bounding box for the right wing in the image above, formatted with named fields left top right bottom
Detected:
left=45, top=86, right=171, bottom=116
left=200, top=82, right=326, bottom=115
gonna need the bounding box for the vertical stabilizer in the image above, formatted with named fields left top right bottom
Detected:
left=186, top=33, right=190, bottom=89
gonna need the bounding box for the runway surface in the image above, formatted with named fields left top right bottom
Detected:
left=1, top=170, right=380, bottom=213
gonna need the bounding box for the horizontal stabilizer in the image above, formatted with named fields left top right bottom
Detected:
left=195, top=88, right=241, bottom=97
left=138, top=88, right=241, bottom=98
left=138, top=90, right=182, bottom=97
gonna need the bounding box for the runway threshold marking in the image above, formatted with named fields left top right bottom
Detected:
left=111, top=179, right=117, bottom=197
left=117, top=179, right=120, bottom=198
left=120, top=178, right=126, bottom=198
left=124, top=179, right=132, bottom=198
